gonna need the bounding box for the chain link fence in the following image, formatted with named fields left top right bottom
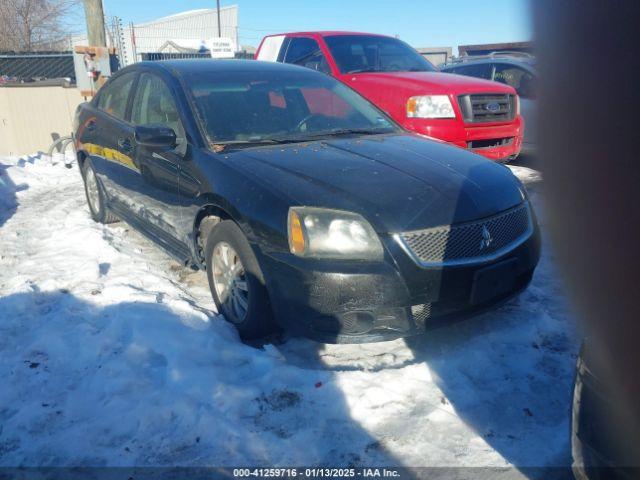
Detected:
left=0, top=52, right=75, bottom=84
left=140, top=51, right=254, bottom=61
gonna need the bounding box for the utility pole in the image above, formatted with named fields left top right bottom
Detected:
left=82, top=0, right=107, bottom=46
left=216, top=0, right=222, bottom=37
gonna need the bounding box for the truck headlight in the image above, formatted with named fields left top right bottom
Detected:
left=407, top=95, right=455, bottom=119
left=288, top=207, right=383, bottom=260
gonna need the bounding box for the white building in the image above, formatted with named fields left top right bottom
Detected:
left=75, top=6, right=239, bottom=66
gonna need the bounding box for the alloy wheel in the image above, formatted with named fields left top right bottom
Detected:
left=212, top=241, right=249, bottom=323
left=85, top=167, right=100, bottom=214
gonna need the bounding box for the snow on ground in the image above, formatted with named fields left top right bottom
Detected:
left=0, top=154, right=578, bottom=475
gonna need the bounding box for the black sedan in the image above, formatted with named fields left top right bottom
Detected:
left=73, top=59, right=540, bottom=343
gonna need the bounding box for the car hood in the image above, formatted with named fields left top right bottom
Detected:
left=231, top=134, right=524, bottom=233
left=345, top=71, right=514, bottom=96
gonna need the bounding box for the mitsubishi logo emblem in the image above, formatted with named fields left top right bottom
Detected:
left=479, top=225, right=493, bottom=250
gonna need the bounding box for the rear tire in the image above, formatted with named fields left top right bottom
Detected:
left=82, top=159, right=118, bottom=224
left=205, top=220, right=275, bottom=340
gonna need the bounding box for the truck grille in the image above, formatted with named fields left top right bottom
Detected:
left=458, top=93, right=516, bottom=123
left=396, top=203, right=532, bottom=266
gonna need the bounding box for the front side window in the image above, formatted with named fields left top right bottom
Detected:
left=493, top=64, right=537, bottom=99
left=184, top=69, right=398, bottom=145
left=324, top=35, right=436, bottom=74
left=97, top=72, right=136, bottom=120
left=284, top=37, right=331, bottom=75
left=131, top=73, right=185, bottom=140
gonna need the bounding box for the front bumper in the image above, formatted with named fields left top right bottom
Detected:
left=405, top=116, right=524, bottom=162
left=259, top=224, right=540, bottom=343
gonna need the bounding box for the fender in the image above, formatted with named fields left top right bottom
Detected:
left=189, top=193, right=253, bottom=268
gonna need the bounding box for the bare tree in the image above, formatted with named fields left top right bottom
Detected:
left=0, top=0, right=80, bottom=51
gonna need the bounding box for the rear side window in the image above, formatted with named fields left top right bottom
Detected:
left=283, top=37, right=331, bottom=74
left=130, top=73, right=185, bottom=140
left=284, top=38, right=320, bottom=64
left=97, top=72, right=136, bottom=120
left=453, top=63, right=493, bottom=80
left=493, top=64, right=537, bottom=99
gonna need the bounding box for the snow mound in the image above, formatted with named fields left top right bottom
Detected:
left=0, top=154, right=576, bottom=469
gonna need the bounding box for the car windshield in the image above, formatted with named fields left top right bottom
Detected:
left=324, top=35, right=436, bottom=74
left=184, top=68, right=398, bottom=146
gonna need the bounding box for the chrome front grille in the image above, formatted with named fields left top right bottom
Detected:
left=396, top=203, right=532, bottom=267
left=458, top=93, right=515, bottom=123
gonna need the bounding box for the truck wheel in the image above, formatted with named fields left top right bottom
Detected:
left=205, top=220, right=275, bottom=339
left=82, top=159, right=118, bottom=224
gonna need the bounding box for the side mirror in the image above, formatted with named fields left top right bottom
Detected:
left=135, top=124, right=176, bottom=149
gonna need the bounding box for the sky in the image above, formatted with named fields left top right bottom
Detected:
left=95, top=0, right=532, bottom=51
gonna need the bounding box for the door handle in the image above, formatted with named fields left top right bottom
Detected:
left=117, top=137, right=133, bottom=153
left=85, top=120, right=96, bottom=131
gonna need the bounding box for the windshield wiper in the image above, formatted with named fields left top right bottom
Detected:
left=312, top=127, right=391, bottom=137
left=211, top=136, right=316, bottom=151
left=211, top=129, right=390, bottom=151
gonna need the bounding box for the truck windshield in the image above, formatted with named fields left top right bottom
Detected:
left=184, top=68, right=399, bottom=146
left=324, top=35, right=436, bottom=74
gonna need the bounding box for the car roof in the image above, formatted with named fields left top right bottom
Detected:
left=442, top=56, right=536, bottom=71
left=123, top=59, right=315, bottom=76
left=266, top=31, right=392, bottom=39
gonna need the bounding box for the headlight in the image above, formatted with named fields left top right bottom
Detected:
left=515, top=95, right=521, bottom=115
left=288, top=207, right=383, bottom=260
left=406, top=95, right=455, bottom=119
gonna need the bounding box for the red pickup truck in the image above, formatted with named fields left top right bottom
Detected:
left=256, top=32, right=523, bottom=161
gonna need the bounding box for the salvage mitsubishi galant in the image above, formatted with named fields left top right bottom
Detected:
left=73, top=60, right=540, bottom=343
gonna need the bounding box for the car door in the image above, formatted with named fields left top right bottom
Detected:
left=87, top=71, right=138, bottom=207
left=127, top=71, right=189, bottom=253
left=492, top=63, right=537, bottom=149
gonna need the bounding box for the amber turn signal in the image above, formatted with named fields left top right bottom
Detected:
left=406, top=97, right=418, bottom=116
left=288, top=209, right=306, bottom=254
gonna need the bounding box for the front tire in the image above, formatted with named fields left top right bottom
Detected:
left=205, top=220, right=275, bottom=340
left=82, top=159, right=118, bottom=224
